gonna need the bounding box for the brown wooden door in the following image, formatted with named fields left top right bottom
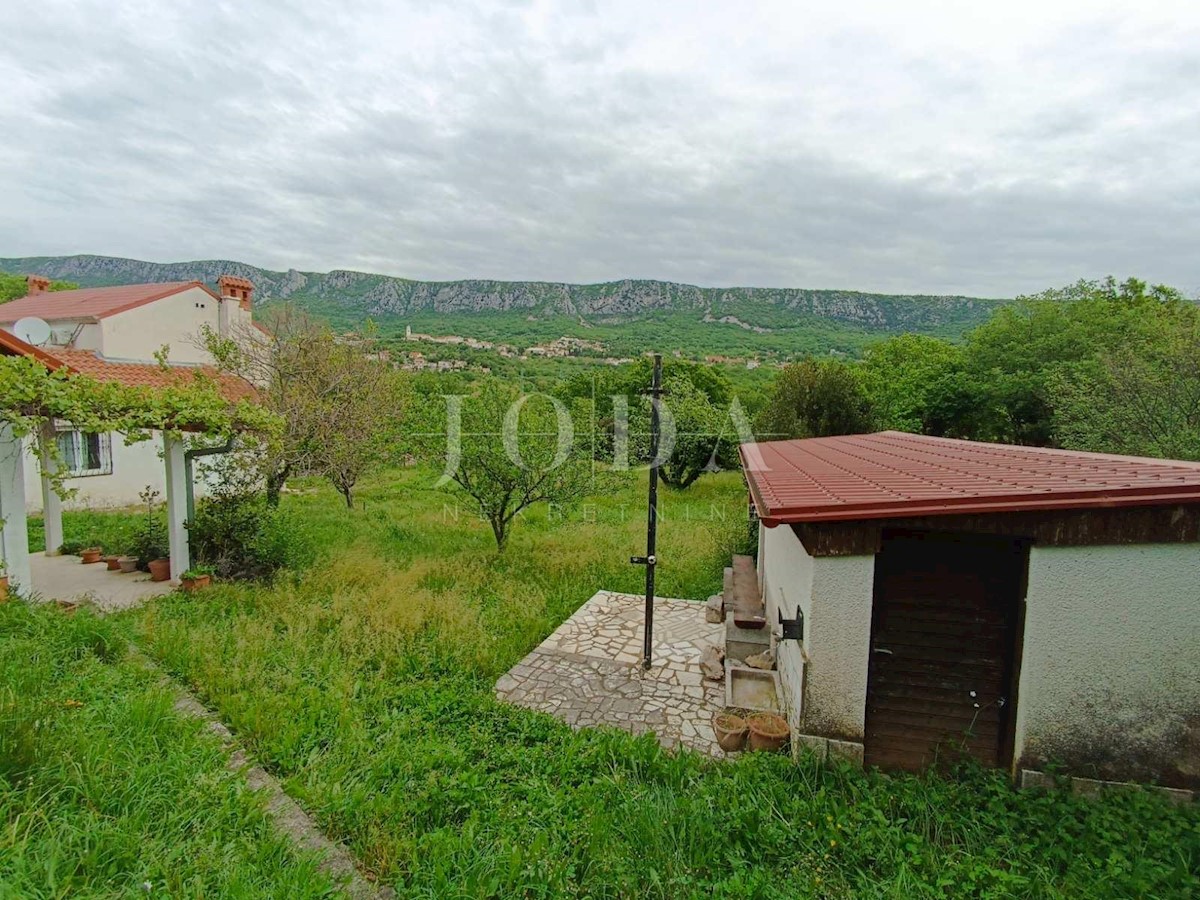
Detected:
left=864, top=531, right=1026, bottom=772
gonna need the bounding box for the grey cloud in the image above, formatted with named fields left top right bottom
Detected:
left=1, top=0, right=1197, bottom=298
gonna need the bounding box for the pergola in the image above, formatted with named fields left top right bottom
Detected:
left=0, top=330, right=264, bottom=593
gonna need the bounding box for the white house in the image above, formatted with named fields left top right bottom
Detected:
left=739, top=431, right=1200, bottom=792
left=0, top=274, right=259, bottom=511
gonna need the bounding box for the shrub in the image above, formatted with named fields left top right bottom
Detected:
left=187, top=486, right=304, bottom=580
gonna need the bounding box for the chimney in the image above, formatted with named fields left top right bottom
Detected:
left=26, top=275, right=50, bottom=296
left=218, top=275, right=255, bottom=312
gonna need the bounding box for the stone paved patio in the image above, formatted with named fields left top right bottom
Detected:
left=495, top=591, right=726, bottom=755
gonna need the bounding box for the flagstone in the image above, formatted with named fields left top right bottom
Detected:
left=494, top=591, right=726, bottom=756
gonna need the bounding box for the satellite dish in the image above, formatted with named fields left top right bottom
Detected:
left=14, top=316, right=52, bottom=346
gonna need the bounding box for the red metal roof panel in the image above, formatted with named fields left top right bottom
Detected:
left=740, top=432, right=1200, bottom=525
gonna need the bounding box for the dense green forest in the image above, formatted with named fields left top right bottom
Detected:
left=756, top=277, right=1200, bottom=461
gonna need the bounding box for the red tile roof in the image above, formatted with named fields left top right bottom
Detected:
left=218, top=274, right=254, bottom=291
left=1, top=332, right=255, bottom=404
left=0, top=281, right=218, bottom=323
left=740, top=431, right=1200, bottom=526
left=49, top=349, right=257, bottom=402
left=0, top=328, right=69, bottom=369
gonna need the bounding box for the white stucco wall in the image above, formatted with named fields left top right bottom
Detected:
left=98, top=285, right=227, bottom=364
left=20, top=433, right=209, bottom=513
left=758, top=522, right=875, bottom=740
left=759, top=522, right=812, bottom=735
left=1016, top=543, right=1200, bottom=784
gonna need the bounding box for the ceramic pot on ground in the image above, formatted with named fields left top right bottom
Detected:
left=181, top=574, right=212, bottom=592
left=80, top=548, right=103, bottom=565
left=104, top=555, right=122, bottom=571
left=747, top=712, right=790, bottom=752
left=147, top=558, right=171, bottom=582
left=0, top=575, right=8, bottom=603
left=118, top=556, right=139, bottom=574
left=713, top=712, right=749, bottom=752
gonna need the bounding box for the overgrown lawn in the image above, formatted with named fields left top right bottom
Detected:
left=120, top=468, right=1200, bottom=897
left=0, top=600, right=334, bottom=898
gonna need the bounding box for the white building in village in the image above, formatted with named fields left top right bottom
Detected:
left=740, top=431, right=1200, bottom=792
left=0, top=274, right=260, bottom=511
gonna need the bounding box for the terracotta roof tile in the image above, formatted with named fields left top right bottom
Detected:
left=0, top=282, right=218, bottom=323
left=0, top=328, right=68, bottom=369
left=46, top=349, right=257, bottom=403
left=740, top=431, right=1200, bottom=525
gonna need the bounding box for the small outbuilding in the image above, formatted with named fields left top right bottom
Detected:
left=740, top=431, right=1200, bottom=790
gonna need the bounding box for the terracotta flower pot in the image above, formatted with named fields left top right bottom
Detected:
left=747, top=712, right=790, bottom=752
left=80, top=548, right=103, bottom=565
left=147, top=558, right=171, bottom=582
left=104, top=555, right=122, bottom=571
left=181, top=574, right=212, bottom=592
left=0, top=575, right=8, bottom=603
left=118, top=556, right=139, bottom=574
left=713, top=712, right=748, bottom=752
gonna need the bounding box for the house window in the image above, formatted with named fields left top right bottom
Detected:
left=56, top=429, right=113, bottom=477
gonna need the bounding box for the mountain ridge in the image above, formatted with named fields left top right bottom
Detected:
left=0, top=254, right=1007, bottom=333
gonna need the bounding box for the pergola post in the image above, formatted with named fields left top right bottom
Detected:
left=0, top=425, right=32, bottom=593
left=38, top=422, right=63, bottom=556
left=163, top=433, right=190, bottom=581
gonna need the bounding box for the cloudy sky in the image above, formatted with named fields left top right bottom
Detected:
left=1, top=0, right=1197, bottom=297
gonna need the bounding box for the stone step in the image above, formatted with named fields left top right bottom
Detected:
left=725, top=616, right=771, bottom=664
left=730, top=554, right=765, bottom=629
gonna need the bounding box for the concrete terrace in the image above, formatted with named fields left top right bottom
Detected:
left=495, top=591, right=725, bottom=755
left=29, top=553, right=172, bottom=612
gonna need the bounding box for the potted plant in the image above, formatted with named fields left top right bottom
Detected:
left=747, top=712, right=790, bottom=752
left=104, top=554, right=122, bottom=570
left=180, top=564, right=215, bottom=592
left=713, top=711, right=749, bottom=752
left=118, top=556, right=139, bottom=574
left=80, top=547, right=103, bottom=564
left=130, top=486, right=168, bottom=578
left=147, top=558, right=171, bottom=582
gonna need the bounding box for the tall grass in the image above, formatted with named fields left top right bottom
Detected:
left=26, top=506, right=143, bottom=555
left=124, top=468, right=1200, bottom=897
left=0, top=601, right=334, bottom=897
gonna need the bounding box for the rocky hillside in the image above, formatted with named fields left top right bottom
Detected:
left=0, top=254, right=1005, bottom=332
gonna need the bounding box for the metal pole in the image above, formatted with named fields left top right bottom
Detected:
left=642, top=353, right=662, bottom=669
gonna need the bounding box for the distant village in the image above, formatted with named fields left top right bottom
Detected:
left=348, top=325, right=771, bottom=373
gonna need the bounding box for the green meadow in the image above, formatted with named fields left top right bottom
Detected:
left=4, top=467, right=1198, bottom=897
